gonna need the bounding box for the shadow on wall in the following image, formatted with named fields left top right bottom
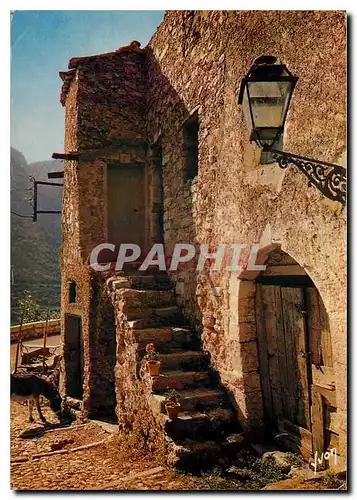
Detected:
left=146, top=47, right=204, bottom=343
left=88, top=277, right=117, bottom=418
left=146, top=47, right=322, bottom=451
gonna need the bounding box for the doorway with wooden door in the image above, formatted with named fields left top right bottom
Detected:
left=64, top=314, right=84, bottom=399
left=255, top=250, right=338, bottom=462
left=106, top=162, right=146, bottom=255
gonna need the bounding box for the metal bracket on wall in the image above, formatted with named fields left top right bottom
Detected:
left=264, top=148, right=347, bottom=206
left=31, top=178, right=63, bottom=222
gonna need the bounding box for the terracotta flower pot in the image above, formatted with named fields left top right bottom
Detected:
left=165, top=403, right=181, bottom=420
left=147, top=360, right=161, bottom=377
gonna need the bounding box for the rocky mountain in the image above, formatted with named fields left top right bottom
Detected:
left=11, top=147, right=63, bottom=323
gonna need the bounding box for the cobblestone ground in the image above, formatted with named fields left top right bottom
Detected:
left=10, top=401, right=346, bottom=491
left=11, top=401, right=190, bottom=490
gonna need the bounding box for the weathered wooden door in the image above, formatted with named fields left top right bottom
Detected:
left=256, top=283, right=337, bottom=460
left=64, top=315, right=84, bottom=399
left=107, top=163, right=145, bottom=249
left=305, top=288, right=338, bottom=460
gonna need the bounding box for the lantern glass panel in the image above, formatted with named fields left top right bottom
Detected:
left=247, top=80, right=293, bottom=129
left=242, top=86, right=253, bottom=133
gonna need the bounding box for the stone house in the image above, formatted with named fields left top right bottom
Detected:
left=58, top=11, right=347, bottom=469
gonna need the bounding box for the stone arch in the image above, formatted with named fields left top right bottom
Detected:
left=232, top=244, right=337, bottom=461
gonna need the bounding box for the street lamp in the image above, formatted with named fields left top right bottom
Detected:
left=238, top=55, right=298, bottom=149
left=238, top=56, right=346, bottom=206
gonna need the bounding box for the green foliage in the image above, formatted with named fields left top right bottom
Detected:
left=17, top=290, right=59, bottom=324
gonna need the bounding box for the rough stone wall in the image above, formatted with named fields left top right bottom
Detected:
left=59, top=261, right=91, bottom=405
left=75, top=52, right=147, bottom=150
left=64, top=73, right=79, bottom=153
left=114, top=304, right=166, bottom=453
left=60, top=50, right=150, bottom=417
left=60, top=262, right=117, bottom=416
left=87, top=275, right=117, bottom=415
left=77, top=159, right=106, bottom=261
left=62, top=51, right=150, bottom=262
left=146, top=10, right=347, bottom=455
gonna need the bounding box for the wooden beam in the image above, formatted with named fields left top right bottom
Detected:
left=324, top=407, right=340, bottom=434
left=312, top=387, right=324, bottom=455
left=11, top=437, right=109, bottom=464
left=52, top=141, right=148, bottom=162
left=36, top=211, right=62, bottom=214
left=48, top=171, right=64, bottom=179
left=262, top=265, right=307, bottom=277
left=311, top=365, right=335, bottom=389
left=32, top=179, right=37, bottom=222
left=36, top=180, right=63, bottom=187
left=255, top=284, right=274, bottom=424
left=256, top=275, right=315, bottom=287
left=52, top=152, right=79, bottom=160
left=314, top=384, right=337, bottom=407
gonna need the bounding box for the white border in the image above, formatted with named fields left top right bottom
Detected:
left=3, top=3, right=355, bottom=499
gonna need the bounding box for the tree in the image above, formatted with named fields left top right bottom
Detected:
left=17, top=290, right=59, bottom=324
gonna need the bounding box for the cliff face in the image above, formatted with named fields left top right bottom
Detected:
left=11, top=147, right=63, bottom=323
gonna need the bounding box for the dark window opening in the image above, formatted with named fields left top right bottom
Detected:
left=69, top=281, right=77, bottom=303
left=184, top=113, right=199, bottom=180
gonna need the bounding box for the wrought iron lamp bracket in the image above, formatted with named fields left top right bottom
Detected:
left=264, top=147, right=347, bottom=206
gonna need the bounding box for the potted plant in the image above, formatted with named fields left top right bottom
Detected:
left=144, top=343, right=161, bottom=376
left=164, top=380, right=181, bottom=420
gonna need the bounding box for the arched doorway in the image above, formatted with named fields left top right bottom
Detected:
left=254, top=249, right=338, bottom=461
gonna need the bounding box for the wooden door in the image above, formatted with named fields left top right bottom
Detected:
left=305, top=288, right=338, bottom=459
left=107, top=163, right=145, bottom=250
left=256, top=284, right=313, bottom=458
left=65, top=315, right=83, bottom=399
left=256, top=284, right=337, bottom=461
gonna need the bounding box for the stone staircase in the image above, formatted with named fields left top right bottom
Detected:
left=106, top=270, right=244, bottom=471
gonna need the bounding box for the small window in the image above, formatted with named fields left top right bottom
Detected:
left=184, top=112, right=199, bottom=180
left=69, top=281, right=77, bottom=304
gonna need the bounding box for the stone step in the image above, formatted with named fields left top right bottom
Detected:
left=123, top=265, right=168, bottom=275
left=110, top=274, right=173, bottom=291
left=116, top=289, right=174, bottom=309
left=151, top=387, right=227, bottom=414
left=153, top=306, right=185, bottom=325
left=220, top=432, right=247, bottom=458
left=127, top=318, right=150, bottom=329
left=167, top=438, right=223, bottom=471
left=133, top=327, right=193, bottom=348
left=177, top=388, right=229, bottom=412
left=130, top=275, right=173, bottom=291
left=167, top=431, right=247, bottom=472
left=125, top=306, right=184, bottom=325
left=159, top=351, right=209, bottom=371
left=127, top=316, right=189, bottom=330
left=164, top=408, right=238, bottom=441
left=151, top=370, right=213, bottom=392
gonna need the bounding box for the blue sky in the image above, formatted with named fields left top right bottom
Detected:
left=11, top=11, right=164, bottom=163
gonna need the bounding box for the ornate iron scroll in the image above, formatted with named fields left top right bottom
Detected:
left=266, top=148, right=347, bottom=206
